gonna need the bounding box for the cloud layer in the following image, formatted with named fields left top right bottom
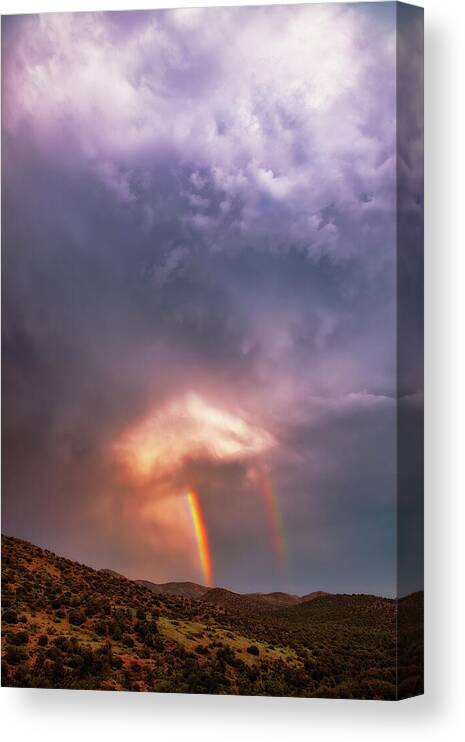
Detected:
left=2, top=4, right=420, bottom=596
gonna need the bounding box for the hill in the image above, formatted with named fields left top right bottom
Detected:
left=246, top=592, right=301, bottom=607
left=277, top=592, right=397, bottom=627
left=99, top=569, right=127, bottom=580
left=200, top=588, right=326, bottom=612
left=1, top=534, right=423, bottom=699
left=127, top=581, right=326, bottom=607
left=136, top=580, right=209, bottom=599
left=301, top=591, right=329, bottom=602
left=101, top=570, right=327, bottom=607
left=201, top=587, right=271, bottom=614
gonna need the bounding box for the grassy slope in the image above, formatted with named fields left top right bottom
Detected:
left=1, top=535, right=423, bottom=699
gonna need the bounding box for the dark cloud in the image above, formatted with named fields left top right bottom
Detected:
left=2, top=5, right=422, bottom=596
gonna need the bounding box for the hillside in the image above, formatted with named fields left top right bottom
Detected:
left=122, top=580, right=326, bottom=608
left=1, top=535, right=423, bottom=699
left=98, top=568, right=328, bottom=609
left=136, top=580, right=210, bottom=599
left=132, top=583, right=328, bottom=610
left=200, top=587, right=276, bottom=615
left=246, top=591, right=301, bottom=607
left=276, top=592, right=397, bottom=627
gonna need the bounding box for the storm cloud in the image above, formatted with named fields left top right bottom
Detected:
left=1, top=4, right=420, bottom=596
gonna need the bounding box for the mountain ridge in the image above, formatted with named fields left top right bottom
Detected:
left=99, top=571, right=329, bottom=608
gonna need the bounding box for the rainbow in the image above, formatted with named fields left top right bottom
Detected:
left=257, top=470, right=287, bottom=567
left=186, top=489, right=214, bottom=587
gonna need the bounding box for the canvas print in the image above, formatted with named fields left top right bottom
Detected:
left=1, top=2, right=424, bottom=700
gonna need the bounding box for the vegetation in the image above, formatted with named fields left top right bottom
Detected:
left=1, top=535, right=423, bottom=699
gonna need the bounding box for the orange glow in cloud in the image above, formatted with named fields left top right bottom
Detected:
left=186, top=489, right=214, bottom=586
left=109, top=393, right=277, bottom=584
left=114, top=393, right=274, bottom=479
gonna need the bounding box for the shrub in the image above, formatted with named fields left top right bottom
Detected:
left=37, top=634, right=49, bottom=647
left=69, top=610, right=86, bottom=626
left=217, top=646, right=236, bottom=665
left=2, top=609, right=18, bottom=625
left=9, top=630, right=29, bottom=646
left=110, top=623, right=123, bottom=641
left=54, top=636, right=70, bottom=650
left=5, top=645, right=28, bottom=666
left=135, top=619, right=158, bottom=647
left=246, top=645, right=260, bottom=656
left=94, top=621, right=107, bottom=637
left=45, top=646, right=61, bottom=661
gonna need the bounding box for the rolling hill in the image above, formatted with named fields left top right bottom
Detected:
left=1, top=534, right=423, bottom=699
left=136, top=580, right=210, bottom=599
left=118, top=579, right=328, bottom=610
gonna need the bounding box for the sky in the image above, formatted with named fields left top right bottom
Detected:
left=1, top=3, right=423, bottom=597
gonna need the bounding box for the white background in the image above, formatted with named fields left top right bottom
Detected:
left=0, top=0, right=464, bottom=740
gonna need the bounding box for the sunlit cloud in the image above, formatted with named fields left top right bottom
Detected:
left=114, top=392, right=275, bottom=479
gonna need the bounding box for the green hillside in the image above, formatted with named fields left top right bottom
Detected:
left=1, top=535, right=423, bottom=699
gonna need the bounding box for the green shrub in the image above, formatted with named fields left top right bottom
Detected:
left=246, top=645, right=260, bottom=656
left=9, top=630, right=29, bottom=646
left=69, top=609, right=86, bottom=626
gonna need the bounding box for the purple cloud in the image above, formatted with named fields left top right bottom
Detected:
left=2, top=4, right=421, bottom=597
